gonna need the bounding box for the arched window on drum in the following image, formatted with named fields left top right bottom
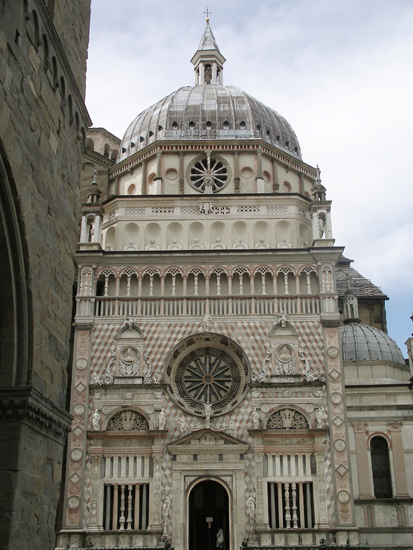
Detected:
left=370, top=436, right=392, bottom=498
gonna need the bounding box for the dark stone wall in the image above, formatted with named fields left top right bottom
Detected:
left=0, top=1, right=91, bottom=548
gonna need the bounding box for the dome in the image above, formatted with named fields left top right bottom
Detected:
left=118, top=85, right=302, bottom=162
left=339, top=324, right=405, bottom=364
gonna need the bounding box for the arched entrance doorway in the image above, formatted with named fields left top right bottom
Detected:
left=188, top=479, right=230, bottom=550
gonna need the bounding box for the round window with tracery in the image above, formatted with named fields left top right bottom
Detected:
left=188, top=154, right=230, bottom=193
left=166, top=334, right=249, bottom=416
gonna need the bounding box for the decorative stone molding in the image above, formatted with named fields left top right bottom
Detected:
left=267, top=408, right=309, bottom=430
left=0, top=386, right=72, bottom=441
left=106, top=409, right=149, bottom=431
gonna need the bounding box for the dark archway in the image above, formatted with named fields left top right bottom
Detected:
left=189, top=480, right=229, bottom=550
left=0, top=141, right=30, bottom=387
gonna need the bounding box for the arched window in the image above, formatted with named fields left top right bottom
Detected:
left=370, top=436, right=392, bottom=498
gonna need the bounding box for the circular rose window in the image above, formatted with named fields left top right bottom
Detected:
left=167, top=334, right=249, bottom=416
left=187, top=154, right=231, bottom=193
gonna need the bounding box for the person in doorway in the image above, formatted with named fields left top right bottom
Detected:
left=216, top=527, right=224, bottom=548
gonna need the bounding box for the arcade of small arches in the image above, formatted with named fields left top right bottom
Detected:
left=77, top=263, right=334, bottom=318
left=84, top=264, right=329, bottom=298
left=104, top=219, right=313, bottom=252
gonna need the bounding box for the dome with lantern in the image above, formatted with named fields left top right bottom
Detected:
left=118, top=21, right=301, bottom=163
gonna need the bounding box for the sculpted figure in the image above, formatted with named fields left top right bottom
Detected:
left=315, top=407, right=328, bottom=428
left=159, top=408, right=167, bottom=430
left=247, top=495, right=256, bottom=520
left=252, top=408, right=260, bottom=429
left=92, top=409, right=100, bottom=431
left=202, top=313, right=212, bottom=332
left=178, top=417, right=187, bottom=434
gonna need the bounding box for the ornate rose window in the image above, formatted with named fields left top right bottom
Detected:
left=166, top=334, right=249, bottom=416
left=187, top=153, right=231, bottom=193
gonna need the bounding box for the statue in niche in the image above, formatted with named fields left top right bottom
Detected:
left=162, top=495, right=170, bottom=519
left=315, top=407, right=328, bottom=428
left=159, top=408, right=167, bottom=430
left=318, top=214, right=326, bottom=238
left=190, top=238, right=204, bottom=250
left=247, top=495, right=256, bottom=522
left=123, top=240, right=138, bottom=251
left=255, top=238, right=269, bottom=249
left=251, top=408, right=260, bottom=429
left=277, top=238, right=292, bottom=248
left=145, top=239, right=160, bottom=250
left=211, top=237, right=226, bottom=249
left=204, top=65, right=212, bottom=84
left=92, top=409, right=101, bottom=430
left=167, top=239, right=182, bottom=250
left=233, top=238, right=247, bottom=249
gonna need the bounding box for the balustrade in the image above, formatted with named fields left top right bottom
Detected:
left=88, top=295, right=321, bottom=318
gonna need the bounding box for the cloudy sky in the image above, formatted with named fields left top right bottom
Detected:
left=85, top=0, right=413, bottom=354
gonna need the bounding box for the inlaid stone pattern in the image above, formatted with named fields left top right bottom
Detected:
left=325, top=327, right=353, bottom=525
left=65, top=329, right=91, bottom=528
left=90, top=319, right=325, bottom=381
left=81, top=317, right=333, bottom=529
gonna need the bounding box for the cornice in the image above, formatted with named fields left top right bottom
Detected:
left=0, top=386, right=72, bottom=442
left=110, top=140, right=317, bottom=180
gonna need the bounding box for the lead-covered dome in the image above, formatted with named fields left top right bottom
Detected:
left=118, top=85, right=302, bottom=163
left=340, top=324, right=405, bottom=364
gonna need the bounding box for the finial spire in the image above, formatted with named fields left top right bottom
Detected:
left=191, top=18, right=226, bottom=86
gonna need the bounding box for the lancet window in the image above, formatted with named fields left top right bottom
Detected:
left=370, top=436, right=392, bottom=498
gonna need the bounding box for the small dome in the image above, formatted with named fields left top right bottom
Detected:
left=340, top=324, right=405, bottom=364
left=118, top=85, right=301, bottom=162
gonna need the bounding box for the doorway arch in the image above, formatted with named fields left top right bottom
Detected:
left=187, top=478, right=231, bottom=550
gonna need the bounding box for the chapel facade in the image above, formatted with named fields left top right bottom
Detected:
left=57, top=21, right=413, bottom=550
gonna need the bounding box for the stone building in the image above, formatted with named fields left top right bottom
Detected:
left=56, top=20, right=413, bottom=550
left=0, top=1, right=91, bottom=549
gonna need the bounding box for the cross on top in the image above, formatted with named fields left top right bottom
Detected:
left=204, top=6, right=211, bottom=19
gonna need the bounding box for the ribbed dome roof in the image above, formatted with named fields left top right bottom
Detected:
left=339, top=324, right=405, bottom=364
left=118, top=85, right=302, bottom=162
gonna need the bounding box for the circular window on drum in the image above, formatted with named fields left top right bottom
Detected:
left=187, top=154, right=231, bottom=193
left=167, top=334, right=249, bottom=416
